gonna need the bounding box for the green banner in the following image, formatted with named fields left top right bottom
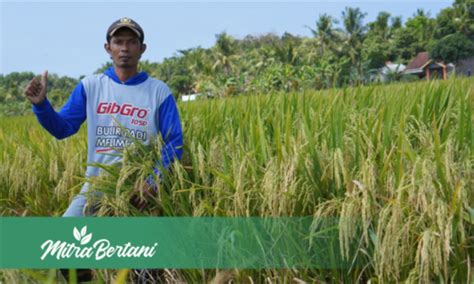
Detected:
left=0, top=217, right=353, bottom=269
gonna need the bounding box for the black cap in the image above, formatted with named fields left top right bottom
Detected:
left=107, top=17, right=144, bottom=43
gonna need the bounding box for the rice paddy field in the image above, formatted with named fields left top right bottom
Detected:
left=0, top=78, right=473, bottom=282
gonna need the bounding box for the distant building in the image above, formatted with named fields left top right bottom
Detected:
left=454, top=57, right=474, bottom=77
left=181, top=93, right=200, bottom=102
left=379, top=62, right=406, bottom=82
left=404, top=52, right=453, bottom=80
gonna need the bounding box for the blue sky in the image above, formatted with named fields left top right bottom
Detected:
left=1, top=1, right=453, bottom=78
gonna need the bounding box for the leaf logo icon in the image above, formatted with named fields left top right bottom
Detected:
left=73, top=227, right=81, bottom=241
left=81, top=226, right=87, bottom=236
left=81, top=233, right=92, bottom=245
left=72, top=226, right=93, bottom=245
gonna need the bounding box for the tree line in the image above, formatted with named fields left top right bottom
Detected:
left=1, top=0, right=472, bottom=115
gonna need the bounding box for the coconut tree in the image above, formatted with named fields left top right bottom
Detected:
left=341, top=7, right=368, bottom=85
left=363, top=12, right=399, bottom=69
left=212, top=32, right=239, bottom=78
left=368, top=11, right=391, bottom=40
left=307, top=14, right=340, bottom=56
left=341, top=7, right=367, bottom=61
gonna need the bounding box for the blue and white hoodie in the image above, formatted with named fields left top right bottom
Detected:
left=33, top=67, right=183, bottom=187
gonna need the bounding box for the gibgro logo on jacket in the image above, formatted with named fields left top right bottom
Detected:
left=40, top=226, right=158, bottom=261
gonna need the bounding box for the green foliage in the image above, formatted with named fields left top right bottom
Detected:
left=362, top=11, right=400, bottom=69
left=306, top=13, right=340, bottom=56
left=434, top=7, right=459, bottom=39
left=393, top=9, right=437, bottom=62
left=0, top=1, right=471, bottom=108
left=429, top=33, right=474, bottom=62
left=0, top=72, right=78, bottom=116
left=0, top=78, right=473, bottom=282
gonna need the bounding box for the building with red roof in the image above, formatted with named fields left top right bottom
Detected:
left=404, top=51, right=448, bottom=80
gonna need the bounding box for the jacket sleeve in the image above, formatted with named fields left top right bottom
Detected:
left=155, top=94, right=183, bottom=173
left=32, top=82, right=87, bottom=140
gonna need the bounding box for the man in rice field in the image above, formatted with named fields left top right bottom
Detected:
left=23, top=17, right=183, bottom=282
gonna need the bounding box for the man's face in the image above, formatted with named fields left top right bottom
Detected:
left=105, top=28, right=146, bottom=69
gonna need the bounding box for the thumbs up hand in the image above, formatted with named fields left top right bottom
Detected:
left=24, top=71, right=48, bottom=105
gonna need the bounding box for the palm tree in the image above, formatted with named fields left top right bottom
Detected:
left=342, top=7, right=367, bottom=54
left=180, top=47, right=212, bottom=77
left=341, top=7, right=368, bottom=85
left=369, top=11, right=391, bottom=40
left=307, top=14, right=340, bottom=56
left=212, top=32, right=238, bottom=76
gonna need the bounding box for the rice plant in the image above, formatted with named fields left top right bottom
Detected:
left=0, top=77, right=472, bottom=282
